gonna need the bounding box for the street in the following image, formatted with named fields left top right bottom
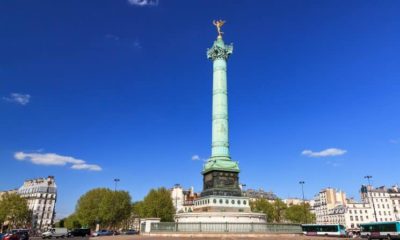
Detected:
left=88, top=235, right=357, bottom=240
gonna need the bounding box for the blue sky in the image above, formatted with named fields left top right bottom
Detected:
left=1, top=0, right=400, bottom=218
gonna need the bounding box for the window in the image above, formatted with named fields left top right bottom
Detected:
left=349, top=210, right=352, bottom=214
left=243, top=200, right=247, bottom=205
left=360, top=216, right=363, bottom=221
left=355, top=210, right=357, bottom=214
left=213, top=199, right=217, bottom=204
left=225, top=199, right=229, bottom=204
left=350, top=216, right=353, bottom=221
left=237, top=200, right=241, bottom=204
left=355, top=216, right=359, bottom=221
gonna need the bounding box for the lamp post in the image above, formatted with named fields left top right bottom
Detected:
left=364, top=175, right=378, bottom=222
left=241, top=183, right=247, bottom=195
left=299, top=181, right=306, bottom=223
left=114, top=178, right=120, bottom=191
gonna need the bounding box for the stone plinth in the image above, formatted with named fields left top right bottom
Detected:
left=175, top=195, right=266, bottom=223
left=175, top=211, right=266, bottom=223
left=193, top=195, right=251, bottom=212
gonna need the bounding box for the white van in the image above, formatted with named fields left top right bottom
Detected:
left=42, top=228, right=68, bottom=239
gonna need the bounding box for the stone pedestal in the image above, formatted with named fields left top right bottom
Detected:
left=175, top=195, right=266, bottom=223
left=175, top=211, right=266, bottom=223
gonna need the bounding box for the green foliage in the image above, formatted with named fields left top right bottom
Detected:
left=54, top=218, right=65, bottom=228
left=0, top=193, right=30, bottom=229
left=284, top=203, right=315, bottom=224
left=131, top=201, right=146, bottom=218
left=251, top=198, right=314, bottom=223
left=272, top=199, right=287, bottom=223
left=139, top=188, right=175, bottom=222
left=64, top=214, right=82, bottom=229
left=250, top=199, right=274, bottom=222
left=75, top=188, right=132, bottom=229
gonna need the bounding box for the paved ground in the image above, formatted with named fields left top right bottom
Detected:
left=91, top=235, right=358, bottom=240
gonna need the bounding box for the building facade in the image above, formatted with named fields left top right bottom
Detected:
left=17, top=176, right=57, bottom=229
left=170, top=184, right=198, bottom=213
left=312, top=185, right=399, bottom=230
left=324, top=203, right=374, bottom=229
left=361, top=185, right=396, bottom=222
left=388, top=185, right=400, bottom=220
left=313, top=188, right=347, bottom=224
left=243, top=188, right=278, bottom=202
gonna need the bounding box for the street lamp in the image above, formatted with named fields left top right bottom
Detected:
left=299, top=181, right=306, bottom=223
left=364, top=175, right=378, bottom=222
left=114, top=178, right=120, bottom=191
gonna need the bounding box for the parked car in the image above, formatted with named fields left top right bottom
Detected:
left=11, top=229, right=29, bottom=240
left=69, top=228, right=90, bottom=237
left=42, top=228, right=68, bottom=239
left=2, top=233, right=19, bottom=240
left=121, top=229, right=138, bottom=235
left=2, top=230, right=29, bottom=240
left=91, top=230, right=113, bottom=237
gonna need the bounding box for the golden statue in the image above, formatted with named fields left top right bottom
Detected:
left=213, top=20, right=226, bottom=38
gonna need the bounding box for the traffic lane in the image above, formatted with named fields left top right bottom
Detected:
left=30, top=237, right=90, bottom=240
left=90, top=236, right=357, bottom=240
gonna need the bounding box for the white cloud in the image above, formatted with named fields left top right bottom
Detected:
left=326, top=160, right=340, bottom=167
left=127, top=0, right=159, bottom=7
left=14, top=151, right=102, bottom=171
left=71, top=163, right=102, bottom=171
left=301, top=148, right=347, bottom=158
left=191, top=155, right=201, bottom=161
left=105, top=34, right=120, bottom=41
left=132, top=39, right=142, bottom=49
left=3, top=93, right=31, bottom=105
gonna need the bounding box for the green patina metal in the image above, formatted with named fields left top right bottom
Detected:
left=203, top=36, right=239, bottom=174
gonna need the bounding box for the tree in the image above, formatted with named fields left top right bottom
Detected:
left=131, top=201, right=146, bottom=218
left=140, top=188, right=175, bottom=222
left=0, top=193, right=30, bottom=229
left=75, top=188, right=132, bottom=229
left=250, top=199, right=274, bottom=222
left=64, top=214, right=82, bottom=229
left=54, top=218, right=65, bottom=228
left=272, top=199, right=287, bottom=223
left=99, top=190, right=132, bottom=229
left=284, top=203, right=315, bottom=224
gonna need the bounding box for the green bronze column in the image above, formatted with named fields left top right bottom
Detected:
left=208, top=37, right=232, bottom=159
left=203, top=20, right=239, bottom=175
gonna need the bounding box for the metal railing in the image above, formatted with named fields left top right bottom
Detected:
left=149, top=222, right=302, bottom=233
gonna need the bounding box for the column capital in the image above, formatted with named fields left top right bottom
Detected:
left=207, top=39, right=233, bottom=61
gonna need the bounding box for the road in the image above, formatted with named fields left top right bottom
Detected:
left=89, top=235, right=358, bottom=240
